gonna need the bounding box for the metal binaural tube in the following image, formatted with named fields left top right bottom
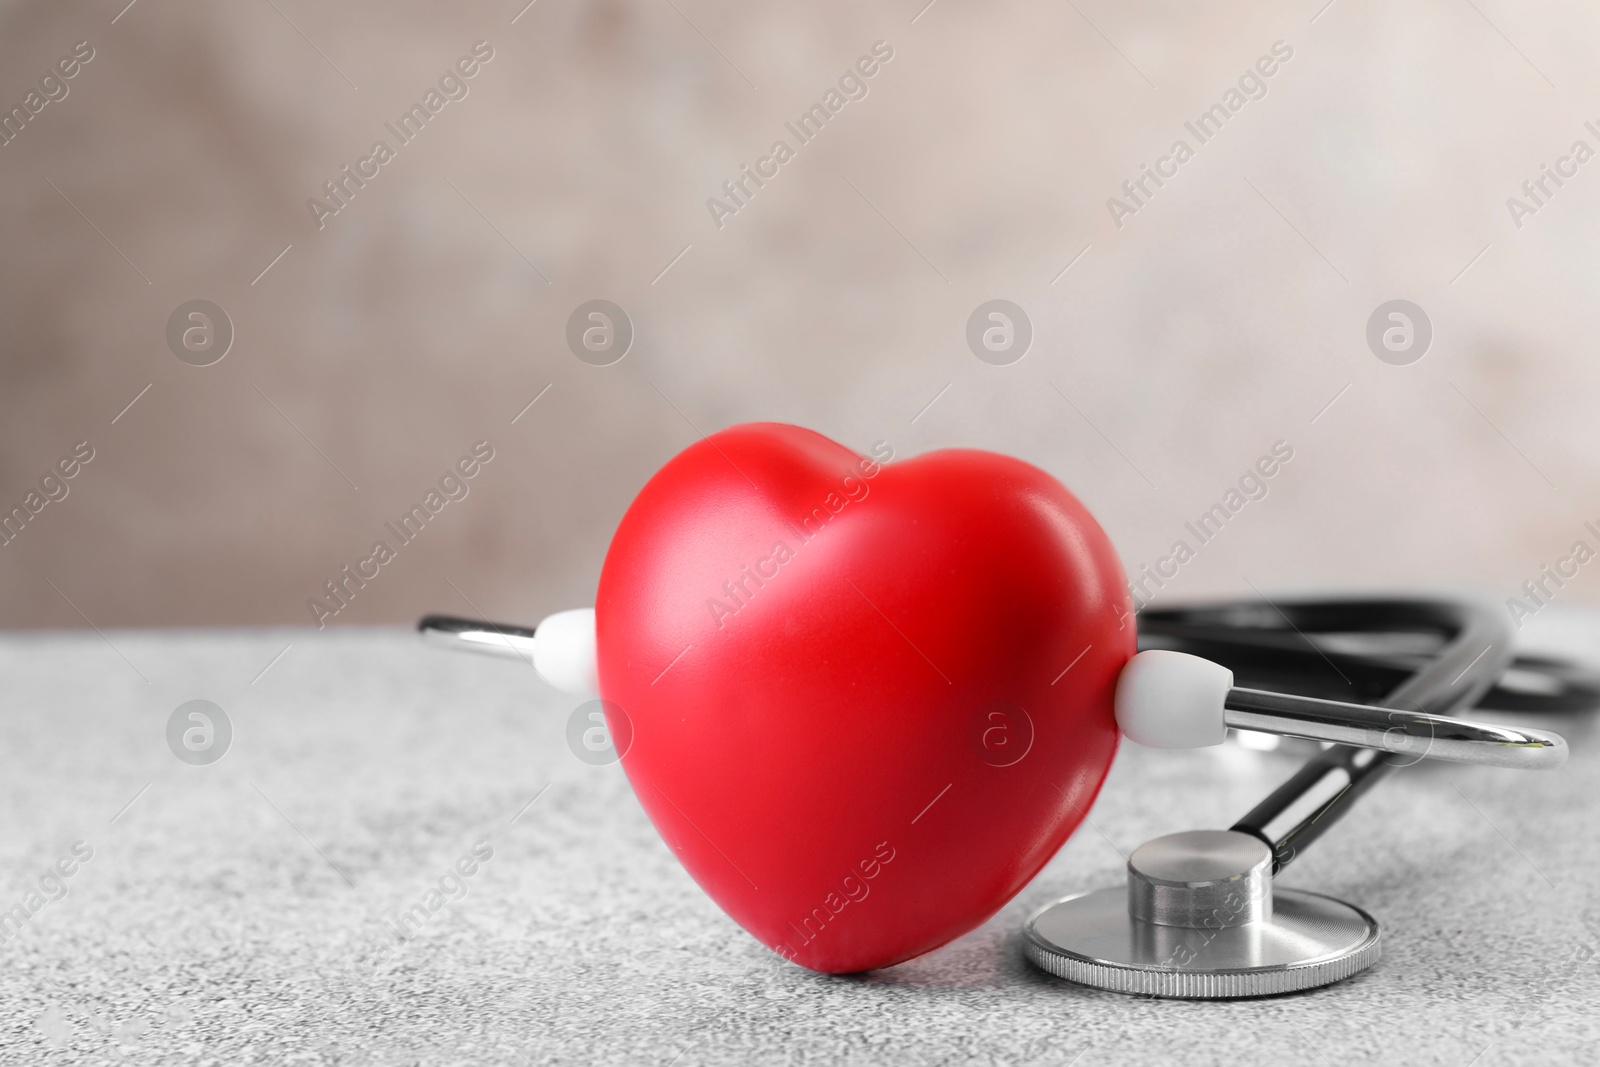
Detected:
left=418, top=614, right=539, bottom=661
left=1222, top=686, right=1567, bottom=770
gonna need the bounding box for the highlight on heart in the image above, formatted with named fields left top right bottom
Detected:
left=704, top=438, right=895, bottom=629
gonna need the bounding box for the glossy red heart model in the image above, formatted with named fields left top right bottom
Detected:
left=595, top=423, right=1133, bottom=973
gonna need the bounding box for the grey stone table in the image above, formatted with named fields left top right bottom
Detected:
left=2, top=610, right=1598, bottom=1066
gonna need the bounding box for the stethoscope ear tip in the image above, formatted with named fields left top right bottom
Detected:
left=1114, top=650, right=1233, bottom=749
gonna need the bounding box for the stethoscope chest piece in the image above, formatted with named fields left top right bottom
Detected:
left=1024, top=830, right=1381, bottom=998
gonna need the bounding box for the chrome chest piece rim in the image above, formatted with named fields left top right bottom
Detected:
left=1024, top=830, right=1381, bottom=998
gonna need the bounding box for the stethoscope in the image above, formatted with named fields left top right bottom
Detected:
left=417, top=595, right=1597, bottom=998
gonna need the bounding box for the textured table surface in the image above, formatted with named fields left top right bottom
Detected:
left=2, top=612, right=1598, bottom=1066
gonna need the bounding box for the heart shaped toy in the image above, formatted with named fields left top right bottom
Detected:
left=595, top=423, right=1133, bottom=973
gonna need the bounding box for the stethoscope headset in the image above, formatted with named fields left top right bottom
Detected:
left=420, top=593, right=1599, bottom=997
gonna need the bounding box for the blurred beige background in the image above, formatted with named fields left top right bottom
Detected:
left=3, top=0, right=1600, bottom=633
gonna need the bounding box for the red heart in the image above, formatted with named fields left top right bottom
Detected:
left=596, top=423, right=1132, bottom=973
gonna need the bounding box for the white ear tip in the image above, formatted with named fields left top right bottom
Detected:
left=1114, top=650, right=1233, bottom=749
left=533, top=608, right=599, bottom=696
